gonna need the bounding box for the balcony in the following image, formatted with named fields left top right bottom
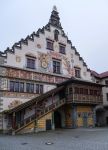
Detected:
left=67, top=94, right=103, bottom=104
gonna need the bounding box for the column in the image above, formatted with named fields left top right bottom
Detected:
left=34, top=102, right=38, bottom=133
left=72, top=105, right=77, bottom=128
left=12, top=112, right=15, bottom=135
left=93, top=107, right=96, bottom=127
left=52, top=111, right=55, bottom=130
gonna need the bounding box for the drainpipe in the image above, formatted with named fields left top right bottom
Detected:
left=52, top=93, right=55, bottom=130
left=93, top=107, right=96, bottom=127
left=34, top=101, right=38, bottom=133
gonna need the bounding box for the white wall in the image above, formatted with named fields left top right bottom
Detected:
left=5, top=25, right=92, bottom=81
left=101, top=78, right=108, bottom=105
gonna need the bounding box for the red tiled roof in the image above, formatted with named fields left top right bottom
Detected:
left=91, top=71, right=100, bottom=78
left=91, top=70, right=108, bottom=79
left=99, top=71, right=108, bottom=78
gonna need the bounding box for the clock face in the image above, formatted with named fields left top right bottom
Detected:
left=41, top=61, right=48, bottom=69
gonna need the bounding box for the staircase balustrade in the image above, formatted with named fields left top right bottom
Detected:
left=14, top=98, right=65, bottom=132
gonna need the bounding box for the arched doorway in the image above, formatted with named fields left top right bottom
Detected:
left=95, top=105, right=105, bottom=127
left=54, top=111, right=62, bottom=128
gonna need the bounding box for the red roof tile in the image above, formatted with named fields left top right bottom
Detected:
left=91, top=70, right=108, bottom=79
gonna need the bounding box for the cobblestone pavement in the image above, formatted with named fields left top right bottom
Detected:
left=0, top=128, right=108, bottom=150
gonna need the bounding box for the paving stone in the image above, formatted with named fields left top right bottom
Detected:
left=0, top=128, right=108, bottom=150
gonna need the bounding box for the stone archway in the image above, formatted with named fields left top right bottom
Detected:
left=95, top=105, right=105, bottom=127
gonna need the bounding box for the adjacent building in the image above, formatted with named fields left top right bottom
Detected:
left=91, top=71, right=108, bottom=126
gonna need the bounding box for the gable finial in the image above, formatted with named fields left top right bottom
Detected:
left=53, top=5, right=57, bottom=12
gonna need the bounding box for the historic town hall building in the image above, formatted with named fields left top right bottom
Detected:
left=0, top=6, right=106, bottom=134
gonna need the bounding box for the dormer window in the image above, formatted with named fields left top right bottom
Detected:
left=75, top=67, right=81, bottom=78
left=46, top=39, right=54, bottom=50
left=59, top=44, right=66, bottom=54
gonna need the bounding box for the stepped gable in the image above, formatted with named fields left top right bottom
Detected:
left=0, top=6, right=90, bottom=72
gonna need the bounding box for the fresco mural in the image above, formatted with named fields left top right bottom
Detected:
left=0, top=78, right=8, bottom=90
left=38, top=52, right=49, bottom=69
left=62, top=55, right=71, bottom=75
left=8, top=100, right=22, bottom=109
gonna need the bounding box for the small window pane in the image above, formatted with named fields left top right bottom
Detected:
left=14, top=82, right=19, bottom=92
left=20, top=82, right=24, bottom=92
left=10, top=81, right=14, bottom=92
left=26, top=83, right=30, bottom=92
left=36, top=84, right=39, bottom=94
left=75, top=87, right=79, bottom=94
left=31, top=84, right=34, bottom=93
left=69, top=87, right=73, bottom=94
left=40, top=85, right=43, bottom=94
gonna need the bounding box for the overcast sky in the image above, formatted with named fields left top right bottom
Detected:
left=0, top=0, right=108, bottom=73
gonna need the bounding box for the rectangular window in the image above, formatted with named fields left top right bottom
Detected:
left=36, top=84, right=39, bottom=94
left=75, top=68, right=81, bottom=78
left=106, top=93, right=108, bottom=101
left=40, top=85, right=43, bottom=94
left=10, top=81, right=24, bottom=92
left=69, top=87, right=73, bottom=94
left=46, top=40, right=54, bottom=50
left=80, top=88, right=83, bottom=94
left=26, top=83, right=34, bottom=93
left=84, top=89, right=88, bottom=95
left=27, top=58, right=35, bottom=69
left=59, top=44, right=66, bottom=54
left=14, top=82, right=19, bottom=92
left=36, top=84, right=43, bottom=94
left=26, top=83, right=30, bottom=93
left=90, top=89, right=93, bottom=95
left=31, top=84, right=34, bottom=93
left=105, top=80, right=108, bottom=87
left=10, top=81, right=14, bottom=92
left=53, top=60, right=61, bottom=74
left=19, top=82, right=24, bottom=92
left=75, top=87, right=79, bottom=94
left=94, top=90, right=98, bottom=95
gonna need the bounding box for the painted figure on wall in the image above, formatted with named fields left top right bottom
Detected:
left=38, top=52, right=49, bottom=72
left=8, top=100, right=22, bottom=109
left=62, top=55, right=71, bottom=75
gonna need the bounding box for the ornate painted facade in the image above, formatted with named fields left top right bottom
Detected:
left=0, top=6, right=104, bottom=133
